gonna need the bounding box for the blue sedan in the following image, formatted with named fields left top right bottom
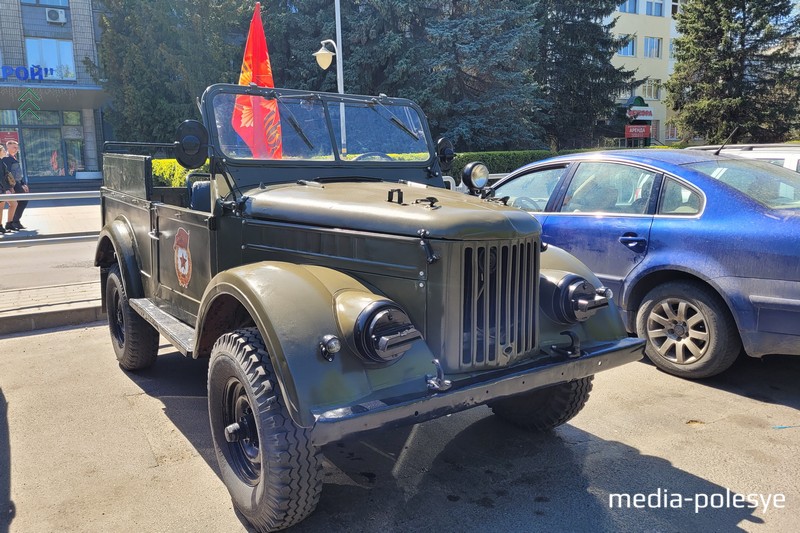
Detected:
left=490, top=149, right=800, bottom=378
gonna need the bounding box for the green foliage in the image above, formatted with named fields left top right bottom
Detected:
left=93, top=1, right=639, bottom=152
left=152, top=159, right=209, bottom=187
left=533, top=1, right=638, bottom=151
left=93, top=0, right=250, bottom=141
left=451, top=150, right=556, bottom=177
left=666, top=0, right=800, bottom=143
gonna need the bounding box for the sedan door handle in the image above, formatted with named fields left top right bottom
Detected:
left=619, top=233, right=647, bottom=252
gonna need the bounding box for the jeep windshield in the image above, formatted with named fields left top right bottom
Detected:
left=208, top=87, right=432, bottom=163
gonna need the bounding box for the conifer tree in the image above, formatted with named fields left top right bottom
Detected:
left=666, top=0, right=800, bottom=143
left=533, top=0, right=637, bottom=150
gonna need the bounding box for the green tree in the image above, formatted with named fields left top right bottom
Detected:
left=666, top=0, right=800, bottom=143
left=533, top=1, right=637, bottom=151
left=94, top=0, right=249, bottom=141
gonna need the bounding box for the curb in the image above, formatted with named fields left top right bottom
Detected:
left=0, top=281, right=105, bottom=337
left=0, top=305, right=106, bottom=336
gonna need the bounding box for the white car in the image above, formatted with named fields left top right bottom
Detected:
left=691, top=143, right=800, bottom=172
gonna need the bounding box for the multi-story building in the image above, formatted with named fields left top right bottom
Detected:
left=0, top=0, right=105, bottom=188
left=610, top=0, right=684, bottom=145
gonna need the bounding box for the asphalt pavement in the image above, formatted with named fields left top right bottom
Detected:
left=1, top=324, right=798, bottom=532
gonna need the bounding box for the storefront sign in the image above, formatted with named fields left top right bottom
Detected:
left=625, top=125, right=651, bottom=138
left=0, top=65, right=58, bottom=81
left=0, top=131, right=19, bottom=145
left=626, top=106, right=653, bottom=120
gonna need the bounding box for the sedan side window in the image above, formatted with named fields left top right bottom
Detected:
left=560, top=162, right=658, bottom=214
left=659, top=178, right=702, bottom=215
left=493, top=166, right=566, bottom=211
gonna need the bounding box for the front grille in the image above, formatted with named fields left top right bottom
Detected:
left=460, top=238, right=536, bottom=370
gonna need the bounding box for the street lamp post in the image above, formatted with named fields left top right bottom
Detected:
left=312, top=0, right=347, bottom=153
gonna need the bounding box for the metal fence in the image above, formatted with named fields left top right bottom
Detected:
left=0, top=191, right=100, bottom=248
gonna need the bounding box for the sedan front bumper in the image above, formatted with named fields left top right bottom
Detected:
left=311, top=336, right=644, bottom=445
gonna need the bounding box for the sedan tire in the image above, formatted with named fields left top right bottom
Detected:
left=636, top=281, right=741, bottom=379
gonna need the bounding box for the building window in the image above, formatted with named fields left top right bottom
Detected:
left=644, top=37, right=662, bottom=58
left=646, top=0, right=664, bottom=16
left=641, top=79, right=661, bottom=100
left=21, top=0, right=70, bottom=6
left=641, top=80, right=661, bottom=100
left=651, top=120, right=660, bottom=140
left=24, top=38, right=76, bottom=80
left=19, top=110, right=84, bottom=178
left=666, top=123, right=679, bottom=140
left=671, top=0, right=684, bottom=15
left=619, top=0, right=637, bottom=13
left=669, top=39, right=676, bottom=59
left=618, top=35, right=636, bottom=57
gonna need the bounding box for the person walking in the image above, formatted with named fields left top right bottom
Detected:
left=0, top=144, right=16, bottom=235
left=2, top=140, right=28, bottom=231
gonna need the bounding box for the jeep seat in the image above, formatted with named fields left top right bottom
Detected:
left=186, top=174, right=212, bottom=212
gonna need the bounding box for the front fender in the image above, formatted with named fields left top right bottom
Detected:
left=94, top=217, right=144, bottom=306
left=196, top=262, right=436, bottom=428
left=539, top=245, right=628, bottom=343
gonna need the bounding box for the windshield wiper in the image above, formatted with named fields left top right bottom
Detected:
left=368, top=100, right=420, bottom=141
left=270, top=92, right=315, bottom=151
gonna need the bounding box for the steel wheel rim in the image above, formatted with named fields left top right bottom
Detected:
left=646, top=297, right=709, bottom=365
left=223, top=378, right=261, bottom=485
left=111, top=288, right=125, bottom=346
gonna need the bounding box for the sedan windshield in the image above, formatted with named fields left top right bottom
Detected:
left=685, top=159, right=800, bottom=209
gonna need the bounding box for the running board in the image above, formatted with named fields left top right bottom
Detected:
left=130, top=298, right=195, bottom=357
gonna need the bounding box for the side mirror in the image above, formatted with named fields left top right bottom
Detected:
left=436, top=137, right=456, bottom=176
left=175, top=120, right=209, bottom=169
left=461, top=161, right=490, bottom=191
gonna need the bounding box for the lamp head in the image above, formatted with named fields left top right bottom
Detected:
left=313, top=44, right=335, bottom=70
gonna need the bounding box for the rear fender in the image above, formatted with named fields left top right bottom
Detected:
left=94, top=217, right=144, bottom=310
left=195, top=262, right=435, bottom=428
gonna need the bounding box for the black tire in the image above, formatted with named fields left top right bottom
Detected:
left=208, top=328, right=321, bottom=532
left=489, top=377, right=593, bottom=431
left=636, top=281, right=741, bottom=379
left=105, top=263, right=159, bottom=370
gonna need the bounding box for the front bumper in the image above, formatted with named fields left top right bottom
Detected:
left=311, top=336, right=644, bottom=445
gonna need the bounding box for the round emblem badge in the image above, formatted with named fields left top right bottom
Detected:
left=174, top=227, right=192, bottom=288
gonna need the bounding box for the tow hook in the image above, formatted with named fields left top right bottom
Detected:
left=426, top=359, right=452, bottom=391
left=551, top=330, right=583, bottom=358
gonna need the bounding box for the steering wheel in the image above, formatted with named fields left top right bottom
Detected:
left=353, top=152, right=394, bottom=161
left=512, top=196, right=543, bottom=211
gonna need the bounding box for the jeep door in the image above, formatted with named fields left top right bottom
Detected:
left=153, top=202, right=214, bottom=320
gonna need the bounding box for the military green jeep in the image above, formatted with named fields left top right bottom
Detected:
left=95, top=84, right=643, bottom=532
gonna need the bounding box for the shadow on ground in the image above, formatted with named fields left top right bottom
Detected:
left=119, top=347, right=789, bottom=532
left=641, top=352, right=800, bottom=412
left=0, top=389, right=14, bottom=533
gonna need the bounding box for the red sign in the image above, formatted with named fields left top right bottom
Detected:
left=625, top=125, right=651, bottom=138
left=0, top=131, right=19, bottom=145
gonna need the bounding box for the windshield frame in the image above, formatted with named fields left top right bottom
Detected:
left=202, top=84, right=435, bottom=169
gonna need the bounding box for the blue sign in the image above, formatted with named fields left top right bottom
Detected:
left=1, top=65, right=58, bottom=81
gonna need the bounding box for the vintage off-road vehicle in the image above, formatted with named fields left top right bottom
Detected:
left=96, top=84, right=644, bottom=531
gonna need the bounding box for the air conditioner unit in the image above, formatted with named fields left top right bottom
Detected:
left=46, top=8, right=67, bottom=24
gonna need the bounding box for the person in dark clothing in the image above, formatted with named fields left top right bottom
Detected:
left=2, top=140, right=27, bottom=231
left=0, top=145, right=12, bottom=235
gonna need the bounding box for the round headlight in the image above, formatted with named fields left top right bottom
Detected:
left=540, top=272, right=602, bottom=325
left=462, top=161, right=490, bottom=190
left=354, top=301, right=422, bottom=364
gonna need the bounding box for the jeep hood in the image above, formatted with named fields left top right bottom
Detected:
left=243, top=181, right=540, bottom=240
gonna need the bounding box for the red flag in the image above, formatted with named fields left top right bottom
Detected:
left=231, top=2, right=282, bottom=158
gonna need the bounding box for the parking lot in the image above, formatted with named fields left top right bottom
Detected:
left=1, top=324, right=798, bottom=532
